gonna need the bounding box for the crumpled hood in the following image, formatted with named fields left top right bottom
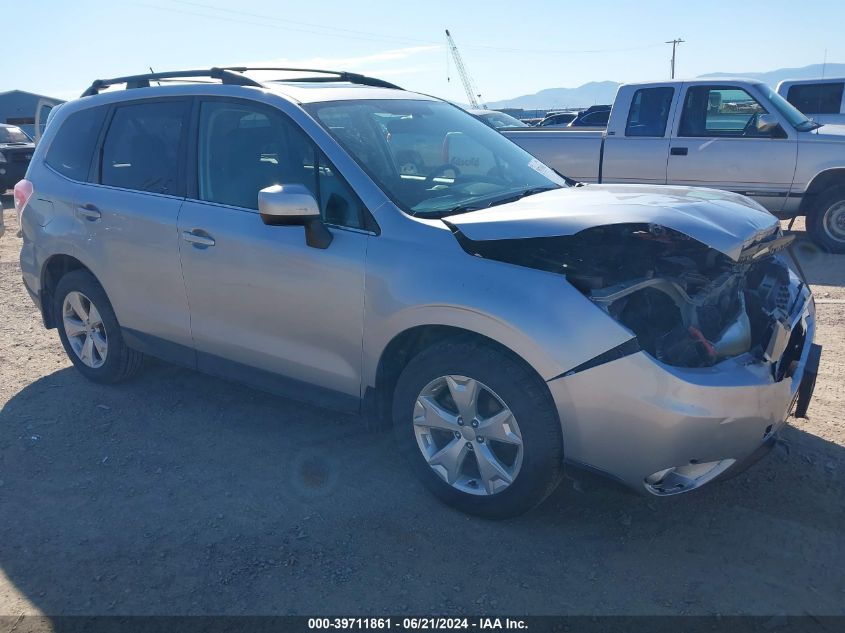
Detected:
left=444, top=184, right=779, bottom=261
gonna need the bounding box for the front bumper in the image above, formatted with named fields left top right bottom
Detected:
left=548, top=291, right=818, bottom=495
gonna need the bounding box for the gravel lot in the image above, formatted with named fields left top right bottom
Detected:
left=1, top=202, right=843, bottom=617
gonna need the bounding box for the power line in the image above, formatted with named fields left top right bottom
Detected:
left=136, top=1, right=668, bottom=57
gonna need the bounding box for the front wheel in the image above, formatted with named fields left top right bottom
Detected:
left=807, top=185, right=845, bottom=253
left=392, top=339, right=564, bottom=518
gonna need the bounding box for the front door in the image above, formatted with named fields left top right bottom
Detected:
left=666, top=84, right=797, bottom=214
left=177, top=98, right=370, bottom=409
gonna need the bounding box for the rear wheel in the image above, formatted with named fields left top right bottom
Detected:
left=392, top=338, right=563, bottom=518
left=807, top=185, right=845, bottom=253
left=55, top=270, right=143, bottom=383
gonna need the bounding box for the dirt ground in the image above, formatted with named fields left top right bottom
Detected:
left=0, top=202, right=843, bottom=617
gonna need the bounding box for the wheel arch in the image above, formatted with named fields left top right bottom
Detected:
left=799, top=168, right=845, bottom=215
left=40, top=254, right=101, bottom=329
left=366, top=324, right=556, bottom=429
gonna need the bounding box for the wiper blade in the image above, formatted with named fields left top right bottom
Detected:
left=418, top=187, right=556, bottom=218
left=485, top=186, right=557, bottom=208
left=446, top=204, right=481, bottom=214
left=413, top=204, right=481, bottom=218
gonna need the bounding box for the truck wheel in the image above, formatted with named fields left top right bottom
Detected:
left=392, top=338, right=564, bottom=518
left=807, top=185, right=845, bottom=253
left=55, top=270, right=144, bottom=383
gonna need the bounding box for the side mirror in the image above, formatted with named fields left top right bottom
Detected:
left=258, top=184, right=332, bottom=249
left=756, top=114, right=783, bottom=136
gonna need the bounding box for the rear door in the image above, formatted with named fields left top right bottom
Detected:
left=75, top=98, right=194, bottom=363
left=177, top=98, right=369, bottom=409
left=601, top=84, right=679, bottom=184
left=666, top=84, right=798, bottom=214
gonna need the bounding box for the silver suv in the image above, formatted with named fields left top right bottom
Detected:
left=16, top=68, right=821, bottom=517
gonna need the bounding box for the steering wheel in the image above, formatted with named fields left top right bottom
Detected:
left=741, top=113, right=760, bottom=137
left=425, top=163, right=461, bottom=183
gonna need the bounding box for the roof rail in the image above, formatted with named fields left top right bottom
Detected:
left=80, top=67, right=263, bottom=97
left=221, top=67, right=402, bottom=90
left=80, top=66, right=402, bottom=98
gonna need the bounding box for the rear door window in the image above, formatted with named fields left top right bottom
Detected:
left=100, top=100, right=189, bottom=196
left=626, top=87, right=674, bottom=137
left=786, top=83, right=844, bottom=115
left=45, top=106, right=107, bottom=181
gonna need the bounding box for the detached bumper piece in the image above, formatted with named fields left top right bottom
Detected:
left=645, top=459, right=736, bottom=496
left=794, top=343, right=822, bottom=418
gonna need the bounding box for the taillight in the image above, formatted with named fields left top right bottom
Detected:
left=13, top=179, right=33, bottom=225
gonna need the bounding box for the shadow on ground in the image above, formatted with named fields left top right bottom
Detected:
left=0, top=359, right=843, bottom=617
left=785, top=230, right=845, bottom=287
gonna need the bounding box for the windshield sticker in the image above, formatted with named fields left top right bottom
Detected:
left=528, top=158, right=567, bottom=185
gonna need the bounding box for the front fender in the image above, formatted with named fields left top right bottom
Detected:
left=362, top=222, right=634, bottom=387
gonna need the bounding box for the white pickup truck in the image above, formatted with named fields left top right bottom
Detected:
left=501, top=79, right=845, bottom=252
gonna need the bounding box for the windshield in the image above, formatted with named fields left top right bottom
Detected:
left=761, top=86, right=819, bottom=131
left=306, top=99, right=567, bottom=217
left=0, top=126, right=31, bottom=144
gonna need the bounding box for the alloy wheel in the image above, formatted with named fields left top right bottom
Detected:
left=413, top=375, right=523, bottom=496
left=62, top=291, right=108, bottom=369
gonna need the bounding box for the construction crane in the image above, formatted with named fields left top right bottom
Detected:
left=445, top=29, right=483, bottom=108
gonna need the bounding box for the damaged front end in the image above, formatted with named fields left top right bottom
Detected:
left=451, top=222, right=808, bottom=378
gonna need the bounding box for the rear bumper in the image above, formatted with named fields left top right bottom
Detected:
left=548, top=293, right=817, bottom=495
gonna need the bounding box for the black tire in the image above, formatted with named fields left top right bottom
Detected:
left=55, top=269, right=144, bottom=384
left=392, top=338, right=564, bottom=518
left=807, top=185, right=845, bottom=253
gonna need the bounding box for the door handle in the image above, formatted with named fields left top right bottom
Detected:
left=670, top=147, right=688, bottom=156
left=182, top=230, right=215, bottom=247
left=75, top=203, right=101, bottom=221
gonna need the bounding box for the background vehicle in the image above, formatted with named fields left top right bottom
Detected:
left=568, top=105, right=611, bottom=127
left=16, top=68, right=818, bottom=517
left=537, top=111, right=578, bottom=127
left=0, top=123, right=35, bottom=194
left=502, top=78, right=845, bottom=252
left=468, top=108, right=528, bottom=129
left=777, top=77, right=845, bottom=125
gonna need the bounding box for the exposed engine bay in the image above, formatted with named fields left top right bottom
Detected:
left=451, top=223, right=806, bottom=372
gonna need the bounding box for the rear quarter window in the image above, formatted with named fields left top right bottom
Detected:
left=626, top=87, right=674, bottom=137
left=45, top=106, right=107, bottom=181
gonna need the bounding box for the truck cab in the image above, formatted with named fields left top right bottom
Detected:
left=604, top=80, right=802, bottom=216
left=504, top=78, right=845, bottom=252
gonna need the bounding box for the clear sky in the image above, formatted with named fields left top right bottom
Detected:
left=4, top=0, right=843, bottom=103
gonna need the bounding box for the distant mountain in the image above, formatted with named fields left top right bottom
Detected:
left=699, top=63, right=845, bottom=86
left=485, top=81, right=620, bottom=111
left=487, top=63, right=845, bottom=111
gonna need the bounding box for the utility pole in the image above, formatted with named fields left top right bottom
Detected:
left=666, top=38, right=684, bottom=79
